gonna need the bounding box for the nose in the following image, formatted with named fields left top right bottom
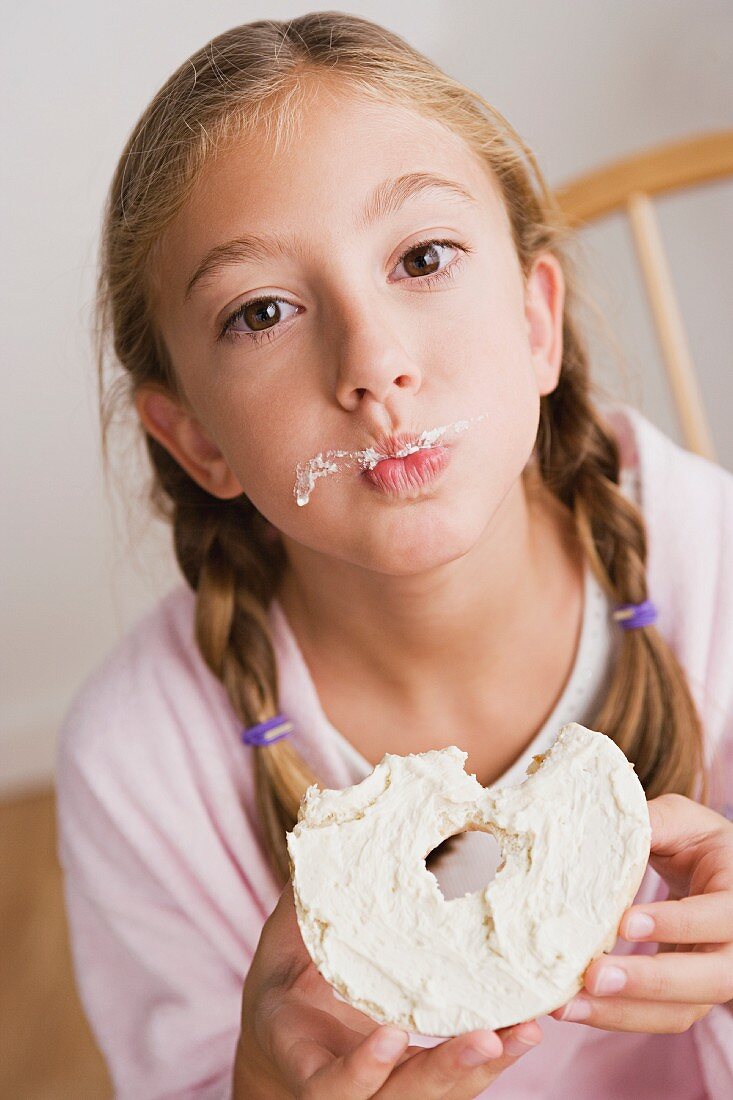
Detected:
left=331, top=304, right=423, bottom=412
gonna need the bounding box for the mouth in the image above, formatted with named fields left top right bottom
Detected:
left=361, top=444, right=451, bottom=495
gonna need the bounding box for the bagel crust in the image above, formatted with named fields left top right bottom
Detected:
left=286, top=723, right=652, bottom=1036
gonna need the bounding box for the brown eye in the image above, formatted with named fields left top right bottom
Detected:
left=402, top=242, right=442, bottom=278
left=242, top=299, right=281, bottom=331
left=220, top=296, right=299, bottom=342
left=392, top=239, right=464, bottom=285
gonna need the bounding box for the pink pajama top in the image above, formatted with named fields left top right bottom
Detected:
left=56, top=402, right=733, bottom=1098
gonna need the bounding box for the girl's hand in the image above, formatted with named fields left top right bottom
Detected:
left=550, top=792, right=733, bottom=1033
left=233, top=879, right=543, bottom=1099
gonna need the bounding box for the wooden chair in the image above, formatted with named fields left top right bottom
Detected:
left=553, top=130, right=733, bottom=462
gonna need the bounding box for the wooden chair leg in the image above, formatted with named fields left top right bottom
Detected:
left=626, top=191, right=717, bottom=461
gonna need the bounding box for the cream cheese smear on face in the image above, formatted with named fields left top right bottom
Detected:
left=293, top=413, right=489, bottom=506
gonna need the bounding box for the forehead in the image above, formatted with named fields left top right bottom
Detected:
left=156, top=82, right=509, bottom=297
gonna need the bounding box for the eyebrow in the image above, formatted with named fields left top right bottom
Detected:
left=183, top=171, right=477, bottom=302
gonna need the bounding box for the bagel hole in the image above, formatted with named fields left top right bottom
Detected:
left=424, top=829, right=503, bottom=901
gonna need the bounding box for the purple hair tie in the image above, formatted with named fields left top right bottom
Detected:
left=242, top=714, right=294, bottom=747
left=612, top=599, right=658, bottom=630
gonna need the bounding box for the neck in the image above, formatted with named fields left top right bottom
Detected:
left=276, top=468, right=583, bottom=712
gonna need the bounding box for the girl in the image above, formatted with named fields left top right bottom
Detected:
left=56, top=12, right=733, bottom=1100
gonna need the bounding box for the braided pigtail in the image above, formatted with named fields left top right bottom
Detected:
left=150, top=439, right=323, bottom=884
left=535, top=310, right=708, bottom=804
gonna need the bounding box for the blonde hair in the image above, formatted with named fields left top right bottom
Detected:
left=96, top=12, right=707, bottom=887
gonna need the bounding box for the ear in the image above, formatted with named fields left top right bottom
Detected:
left=524, top=252, right=565, bottom=396
left=134, top=385, right=244, bottom=500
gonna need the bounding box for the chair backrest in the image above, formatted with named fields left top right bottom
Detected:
left=554, top=130, right=733, bottom=461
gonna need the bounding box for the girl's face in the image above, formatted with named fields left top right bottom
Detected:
left=145, top=80, right=564, bottom=576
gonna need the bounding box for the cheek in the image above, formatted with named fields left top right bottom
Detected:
left=447, top=270, right=534, bottom=378
left=443, top=295, right=539, bottom=441
left=433, top=322, right=541, bottom=513
left=214, top=410, right=336, bottom=536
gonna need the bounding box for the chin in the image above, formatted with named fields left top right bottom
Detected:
left=354, top=508, right=484, bottom=576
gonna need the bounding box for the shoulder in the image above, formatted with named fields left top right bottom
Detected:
left=55, top=582, right=245, bottom=815
left=57, top=584, right=210, bottom=761
left=55, top=582, right=280, bottom=908
left=602, top=401, right=733, bottom=529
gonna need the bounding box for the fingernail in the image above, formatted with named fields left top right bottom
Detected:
left=625, top=912, right=655, bottom=939
left=372, top=1028, right=408, bottom=1062
left=593, top=965, right=627, bottom=995
left=503, top=1032, right=542, bottom=1057
left=556, top=996, right=592, bottom=1021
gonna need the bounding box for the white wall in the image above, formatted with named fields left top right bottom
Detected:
left=2, top=1, right=731, bottom=794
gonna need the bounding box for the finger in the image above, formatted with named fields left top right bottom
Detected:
left=491, top=1020, right=545, bottom=1062
left=647, top=793, right=731, bottom=851
left=582, top=948, right=733, bottom=1004
left=287, top=1025, right=412, bottom=1099
left=394, top=1029, right=526, bottom=1064
left=266, top=1001, right=369, bottom=1068
left=439, top=1022, right=545, bottom=1100
left=374, top=1021, right=542, bottom=1100
left=620, top=894, right=733, bottom=944
left=392, top=1022, right=543, bottom=1072
left=550, top=994, right=712, bottom=1034
left=646, top=795, right=732, bottom=880
left=290, top=966, right=381, bottom=1035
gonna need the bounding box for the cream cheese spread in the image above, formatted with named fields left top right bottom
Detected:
left=286, top=723, right=651, bottom=1035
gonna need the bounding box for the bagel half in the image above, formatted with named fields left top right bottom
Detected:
left=286, top=723, right=651, bottom=1035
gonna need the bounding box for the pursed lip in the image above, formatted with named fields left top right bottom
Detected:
left=372, top=431, right=428, bottom=459
left=361, top=444, right=451, bottom=494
